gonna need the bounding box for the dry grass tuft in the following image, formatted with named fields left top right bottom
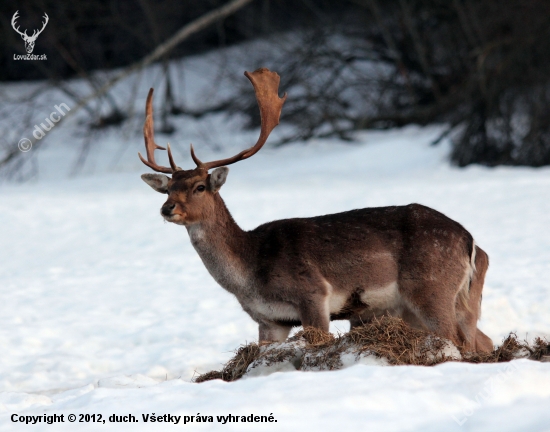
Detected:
left=193, top=317, right=549, bottom=383
left=293, top=326, right=335, bottom=346
left=531, top=337, right=550, bottom=362
left=194, top=344, right=260, bottom=383
left=345, top=316, right=452, bottom=365
left=193, top=370, right=223, bottom=383
left=463, top=334, right=526, bottom=363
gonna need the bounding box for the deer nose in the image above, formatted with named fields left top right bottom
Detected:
left=161, top=203, right=176, bottom=216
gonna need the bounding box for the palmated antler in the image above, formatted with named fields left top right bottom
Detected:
left=190, top=68, right=287, bottom=170
left=139, top=68, right=286, bottom=174
left=138, top=88, right=179, bottom=174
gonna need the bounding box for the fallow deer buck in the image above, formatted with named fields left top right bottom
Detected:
left=140, top=68, right=493, bottom=353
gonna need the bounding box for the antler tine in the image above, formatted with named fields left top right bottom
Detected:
left=193, top=68, right=287, bottom=171
left=138, top=88, right=176, bottom=174
left=11, top=11, right=26, bottom=37
left=34, top=13, right=49, bottom=37
left=166, top=143, right=179, bottom=171
left=190, top=143, right=204, bottom=167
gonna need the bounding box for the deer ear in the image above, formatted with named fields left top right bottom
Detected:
left=141, top=173, right=170, bottom=194
left=209, top=167, right=229, bottom=193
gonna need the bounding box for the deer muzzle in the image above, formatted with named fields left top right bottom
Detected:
left=161, top=203, right=176, bottom=217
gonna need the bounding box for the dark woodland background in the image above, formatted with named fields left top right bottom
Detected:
left=2, top=0, right=550, bottom=168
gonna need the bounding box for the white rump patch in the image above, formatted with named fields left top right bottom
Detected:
left=471, top=240, right=477, bottom=272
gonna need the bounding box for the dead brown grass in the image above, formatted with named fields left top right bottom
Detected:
left=463, top=334, right=526, bottom=363
left=295, top=326, right=336, bottom=346
left=194, top=344, right=260, bottom=383
left=194, top=317, right=549, bottom=383
left=346, top=316, right=451, bottom=366
left=531, top=337, right=550, bottom=362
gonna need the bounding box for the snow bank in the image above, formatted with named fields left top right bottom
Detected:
left=1, top=44, right=550, bottom=430
left=197, top=319, right=547, bottom=383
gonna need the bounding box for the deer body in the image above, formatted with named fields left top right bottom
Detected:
left=139, top=68, right=493, bottom=352
left=183, top=191, right=485, bottom=347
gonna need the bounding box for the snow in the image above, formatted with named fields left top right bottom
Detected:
left=1, top=46, right=550, bottom=430
left=245, top=341, right=305, bottom=378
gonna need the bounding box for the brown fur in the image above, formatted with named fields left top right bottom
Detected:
left=142, top=168, right=493, bottom=353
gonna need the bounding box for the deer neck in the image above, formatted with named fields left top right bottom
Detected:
left=186, top=194, right=253, bottom=294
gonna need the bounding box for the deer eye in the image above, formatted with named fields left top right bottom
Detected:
left=195, top=185, right=206, bottom=193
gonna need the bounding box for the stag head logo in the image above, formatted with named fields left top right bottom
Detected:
left=11, top=11, right=49, bottom=54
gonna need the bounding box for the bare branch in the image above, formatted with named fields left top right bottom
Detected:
left=0, top=0, right=255, bottom=170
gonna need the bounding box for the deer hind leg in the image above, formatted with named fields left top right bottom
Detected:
left=475, top=328, right=494, bottom=353
left=399, top=277, right=462, bottom=347
left=401, top=246, right=493, bottom=353
left=456, top=246, right=493, bottom=353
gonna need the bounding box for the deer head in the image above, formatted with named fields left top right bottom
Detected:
left=139, top=68, right=287, bottom=226
left=11, top=11, right=49, bottom=54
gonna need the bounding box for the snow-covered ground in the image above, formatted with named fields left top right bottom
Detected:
left=1, top=48, right=550, bottom=430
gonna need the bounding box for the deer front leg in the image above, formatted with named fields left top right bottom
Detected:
left=258, top=321, right=292, bottom=343
left=298, top=295, right=330, bottom=332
